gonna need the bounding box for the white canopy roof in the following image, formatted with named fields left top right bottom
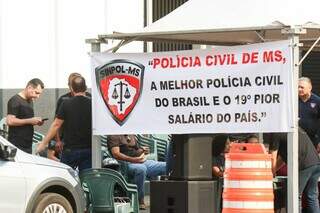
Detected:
left=93, top=2, right=308, bottom=212
left=99, top=0, right=320, bottom=46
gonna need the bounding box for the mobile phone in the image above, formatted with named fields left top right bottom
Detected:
left=42, top=118, right=49, bottom=122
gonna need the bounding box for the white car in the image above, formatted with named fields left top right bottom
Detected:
left=0, top=136, right=86, bottom=213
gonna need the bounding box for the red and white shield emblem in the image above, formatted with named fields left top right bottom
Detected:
left=95, top=59, right=144, bottom=125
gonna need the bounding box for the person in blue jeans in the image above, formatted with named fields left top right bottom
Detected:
left=269, top=128, right=320, bottom=213
left=108, top=135, right=166, bottom=210
left=37, top=76, right=92, bottom=172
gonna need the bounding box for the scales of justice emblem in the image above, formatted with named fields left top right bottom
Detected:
left=95, top=59, right=145, bottom=125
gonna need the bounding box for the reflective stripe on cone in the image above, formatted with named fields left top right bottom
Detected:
left=225, top=160, right=272, bottom=169
left=224, top=180, right=273, bottom=189
left=223, top=201, right=274, bottom=209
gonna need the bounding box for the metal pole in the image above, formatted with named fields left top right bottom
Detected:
left=287, top=39, right=299, bottom=213
left=144, top=0, right=153, bottom=53
left=283, top=27, right=305, bottom=213
left=89, top=41, right=102, bottom=168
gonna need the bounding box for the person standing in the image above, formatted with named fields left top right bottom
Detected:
left=37, top=76, right=92, bottom=172
left=49, top=72, right=91, bottom=159
left=299, top=77, right=320, bottom=152
left=6, top=78, right=45, bottom=153
left=269, top=129, right=320, bottom=213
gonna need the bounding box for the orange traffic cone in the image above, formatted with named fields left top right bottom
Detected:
left=222, top=143, right=274, bottom=213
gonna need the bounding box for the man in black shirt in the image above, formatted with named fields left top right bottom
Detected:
left=49, top=72, right=91, bottom=158
left=268, top=129, right=320, bottom=212
left=299, top=77, right=320, bottom=152
left=37, top=76, right=92, bottom=172
left=6, top=78, right=45, bottom=153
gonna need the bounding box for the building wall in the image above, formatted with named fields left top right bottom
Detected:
left=0, top=0, right=144, bottom=133
left=302, top=51, right=320, bottom=96
left=151, top=0, right=191, bottom=52
left=1, top=88, right=64, bottom=133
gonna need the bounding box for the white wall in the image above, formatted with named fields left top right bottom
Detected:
left=0, top=0, right=144, bottom=89
left=105, top=0, right=144, bottom=53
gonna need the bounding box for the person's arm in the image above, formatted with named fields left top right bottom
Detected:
left=6, top=114, right=43, bottom=126
left=36, top=118, right=64, bottom=153
left=314, top=108, right=320, bottom=152
left=111, top=146, right=145, bottom=163
left=275, top=155, right=285, bottom=172
left=267, top=133, right=282, bottom=175
left=140, top=146, right=150, bottom=154
left=212, top=155, right=225, bottom=178
left=54, top=134, right=63, bottom=152
left=269, top=149, right=278, bottom=175
left=212, top=166, right=223, bottom=178
left=51, top=99, right=66, bottom=152
left=47, top=149, right=59, bottom=161
left=7, top=98, right=43, bottom=126
left=313, top=96, right=320, bottom=152
left=53, top=97, right=65, bottom=152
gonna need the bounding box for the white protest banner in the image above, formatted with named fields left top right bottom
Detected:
left=91, top=40, right=293, bottom=135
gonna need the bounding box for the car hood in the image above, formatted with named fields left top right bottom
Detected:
left=15, top=149, right=70, bottom=169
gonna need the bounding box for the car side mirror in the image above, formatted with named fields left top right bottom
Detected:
left=0, top=144, right=17, bottom=160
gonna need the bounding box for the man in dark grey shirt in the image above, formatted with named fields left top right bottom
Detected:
left=268, top=129, right=320, bottom=212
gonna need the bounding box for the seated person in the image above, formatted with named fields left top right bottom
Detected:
left=107, top=134, right=166, bottom=210
left=245, top=134, right=259, bottom=143
left=212, top=134, right=230, bottom=178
